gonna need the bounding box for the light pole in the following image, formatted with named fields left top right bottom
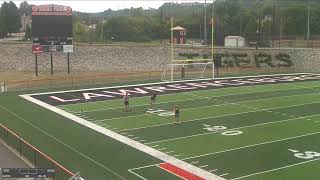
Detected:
left=204, top=0, right=207, bottom=45
left=307, top=0, right=310, bottom=41
left=256, top=30, right=259, bottom=50
left=89, top=16, right=92, bottom=45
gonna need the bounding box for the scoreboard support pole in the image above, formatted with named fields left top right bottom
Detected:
left=67, top=53, right=70, bottom=74
left=50, top=53, right=53, bottom=75
left=35, top=54, right=38, bottom=77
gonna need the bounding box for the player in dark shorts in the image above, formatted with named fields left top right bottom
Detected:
left=123, top=93, right=130, bottom=112
left=150, top=93, right=157, bottom=107
left=173, top=105, right=180, bottom=124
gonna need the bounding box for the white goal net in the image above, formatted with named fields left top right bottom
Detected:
left=161, top=62, right=215, bottom=81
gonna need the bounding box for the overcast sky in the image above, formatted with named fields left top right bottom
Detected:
left=0, top=0, right=206, bottom=13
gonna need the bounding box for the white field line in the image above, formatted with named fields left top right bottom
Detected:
left=210, top=169, right=219, bottom=172
left=67, top=84, right=320, bottom=113
left=165, top=151, right=175, bottom=154
left=200, top=165, right=209, bottom=168
left=0, top=104, right=126, bottom=180
left=146, top=113, right=319, bottom=145
left=182, top=132, right=320, bottom=161
left=93, top=92, right=320, bottom=124
left=220, top=173, right=229, bottom=177
left=25, top=73, right=313, bottom=96
left=231, top=158, right=320, bottom=180
left=128, top=169, right=148, bottom=180
left=128, top=164, right=158, bottom=171
left=122, top=100, right=320, bottom=132
left=20, top=95, right=224, bottom=180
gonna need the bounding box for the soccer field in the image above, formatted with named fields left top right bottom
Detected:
left=19, top=73, right=320, bottom=180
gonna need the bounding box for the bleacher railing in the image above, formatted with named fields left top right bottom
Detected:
left=2, top=71, right=162, bottom=92
left=0, top=123, right=75, bottom=179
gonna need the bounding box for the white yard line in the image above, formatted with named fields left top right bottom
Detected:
left=200, top=165, right=209, bottom=168
left=231, top=158, right=320, bottom=180
left=128, top=169, right=148, bottom=180
left=220, top=173, right=229, bottom=177
left=21, top=95, right=224, bottom=180
left=128, top=164, right=158, bottom=171
left=210, top=169, right=219, bottom=172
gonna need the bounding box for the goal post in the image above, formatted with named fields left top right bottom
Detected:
left=161, top=60, right=214, bottom=81
left=164, top=16, right=215, bottom=82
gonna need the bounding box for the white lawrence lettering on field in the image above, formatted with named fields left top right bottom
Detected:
left=49, top=96, right=80, bottom=102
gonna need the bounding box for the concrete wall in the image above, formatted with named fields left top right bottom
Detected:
left=0, top=43, right=319, bottom=72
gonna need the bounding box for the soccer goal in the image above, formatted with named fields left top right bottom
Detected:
left=161, top=59, right=214, bottom=81
left=163, top=16, right=215, bottom=82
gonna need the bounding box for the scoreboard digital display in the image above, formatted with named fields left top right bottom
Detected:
left=32, top=15, right=73, bottom=37
left=31, top=4, right=73, bottom=54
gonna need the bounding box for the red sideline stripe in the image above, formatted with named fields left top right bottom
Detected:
left=159, top=162, right=205, bottom=180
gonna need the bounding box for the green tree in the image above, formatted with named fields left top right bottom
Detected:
left=24, top=24, right=31, bottom=40
left=73, top=22, right=89, bottom=42
left=104, top=16, right=153, bottom=42
left=19, top=1, right=31, bottom=16
left=1, top=1, right=21, bottom=36
left=282, top=5, right=307, bottom=36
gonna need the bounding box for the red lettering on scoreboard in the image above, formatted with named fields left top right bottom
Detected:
left=32, top=5, right=72, bottom=16
left=32, top=45, right=44, bottom=54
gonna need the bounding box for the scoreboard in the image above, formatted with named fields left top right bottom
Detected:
left=0, top=168, right=55, bottom=178
left=32, top=4, right=73, bottom=54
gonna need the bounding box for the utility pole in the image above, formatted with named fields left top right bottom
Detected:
left=204, top=0, right=207, bottom=45
left=239, top=0, right=242, bottom=36
left=200, top=24, right=202, bottom=41
left=89, top=15, right=92, bottom=45
left=101, top=17, right=104, bottom=41
left=307, top=0, right=310, bottom=41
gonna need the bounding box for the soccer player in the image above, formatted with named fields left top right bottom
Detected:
left=150, top=93, right=157, bottom=107
left=173, top=105, right=180, bottom=124
left=123, top=92, right=130, bottom=112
